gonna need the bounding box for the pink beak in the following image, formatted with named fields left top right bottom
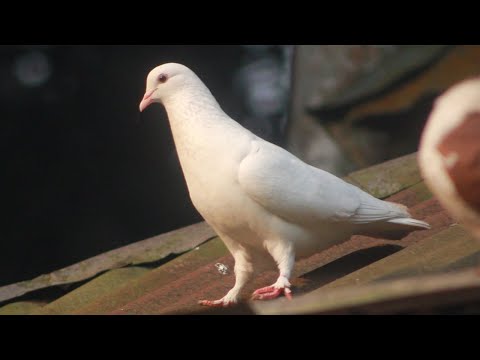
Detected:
left=139, top=88, right=157, bottom=112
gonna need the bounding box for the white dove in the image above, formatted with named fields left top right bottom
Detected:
left=139, top=63, right=430, bottom=307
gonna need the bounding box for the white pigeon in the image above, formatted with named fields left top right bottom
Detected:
left=139, top=63, right=431, bottom=307
left=419, top=77, right=480, bottom=240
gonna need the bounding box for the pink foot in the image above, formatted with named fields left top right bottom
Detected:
left=251, top=285, right=293, bottom=301
left=198, top=299, right=235, bottom=307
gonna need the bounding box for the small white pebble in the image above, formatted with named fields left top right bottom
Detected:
left=215, top=263, right=229, bottom=275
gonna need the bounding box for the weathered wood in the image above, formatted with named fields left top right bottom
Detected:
left=324, top=45, right=480, bottom=168
left=307, top=45, right=450, bottom=112
left=319, top=225, right=479, bottom=291
left=345, top=45, right=480, bottom=125
left=251, top=266, right=480, bottom=315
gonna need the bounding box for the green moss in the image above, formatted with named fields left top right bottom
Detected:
left=33, top=267, right=150, bottom=315
left=0, top=301, right=47, bottom=315
left=407, top=181, right=433, bottom=203
left=72, top=237, right=227, bottom=314
left=348, top=153, right=421, bottom=198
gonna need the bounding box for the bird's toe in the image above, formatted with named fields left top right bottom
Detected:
left=198, top=299, right=236, bottom=307
left=251, top=286, right=292, bottom=301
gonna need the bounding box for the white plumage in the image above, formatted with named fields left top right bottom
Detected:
left=139, top=63, right=430, bottom=306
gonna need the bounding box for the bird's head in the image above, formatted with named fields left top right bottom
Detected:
left=139, top=63, right=195, bottom=112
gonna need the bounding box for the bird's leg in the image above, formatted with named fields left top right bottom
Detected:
left=199, top=247, right=254, bottom=307
left=252, top=240, right=295, bottom=301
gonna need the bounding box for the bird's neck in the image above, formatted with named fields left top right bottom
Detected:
left=162, top=84, right=249, bottom=171
left=164, top=84, right=227, bottom=129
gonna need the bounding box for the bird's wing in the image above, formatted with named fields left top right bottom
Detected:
left=238, top=140, right=405, bottom=225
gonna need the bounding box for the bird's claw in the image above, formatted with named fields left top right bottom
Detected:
left=198, top=299, right=235, bottom=307
left=251, top=285, right=293, bottom=301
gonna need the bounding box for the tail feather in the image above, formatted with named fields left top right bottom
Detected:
left=387, top=217, right=431, bottom=230
left=355, top=216, right=431, bottom=240
left=352, top=189, right=431, bottom=239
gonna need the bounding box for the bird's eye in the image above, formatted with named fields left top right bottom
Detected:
left=158, top=74, right=168, bottom=83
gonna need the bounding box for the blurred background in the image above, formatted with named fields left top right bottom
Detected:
left=2, top=44, right=479, bottom=287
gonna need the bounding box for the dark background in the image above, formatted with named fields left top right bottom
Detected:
left=1, top=45, right=291, bottom=286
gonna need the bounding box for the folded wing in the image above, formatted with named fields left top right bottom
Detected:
left=238, top=140, right=410, bottom=226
